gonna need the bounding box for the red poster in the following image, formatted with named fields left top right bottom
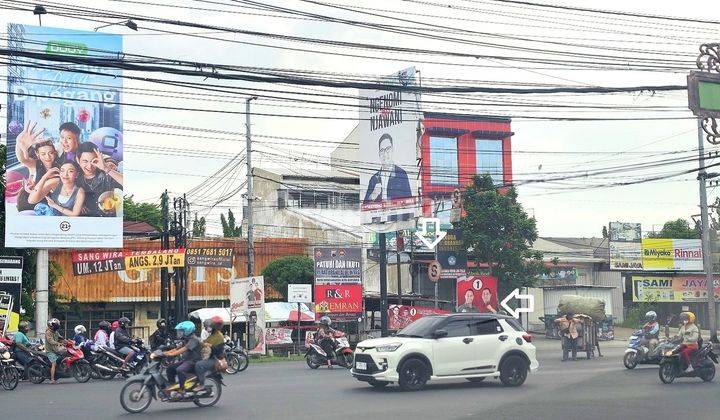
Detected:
left=388, top=305, right=449, bottom=330
left=456, top=276, right=498, bottom=313
left=314, top=284, right=363, bottom=321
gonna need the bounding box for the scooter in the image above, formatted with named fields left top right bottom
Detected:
left=26, top=339, right=93, bottom=383
left=0, top=336, right=20, bottom=390
left=119, top=351, right=224, bottom=414
left=658, top=341, right=718, bottom=384
left=305, top=330, right=353, bottom=369
left=623, top=330, right=675, bottom=369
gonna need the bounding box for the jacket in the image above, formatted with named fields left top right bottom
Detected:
left=678, top=323, right=700, bottom=345
left=363, top=165, right=412, bottom=203
left=113, top=327, right=132, bottom=348
left=555, top=317, right=582, bottom=339
left=45, top=329, right=62, bottom=353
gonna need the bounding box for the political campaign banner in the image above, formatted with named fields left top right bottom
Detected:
left=608, top=222, right=642, bottom=270
left=359, top=67, right=421, bottom=227
left=632, top=275, right=720, bottom=302
left=185, top=247, right=234, bottom=268
left=456, top=276, right=498, bottom=313
left=314, top=284, right=363, bottom=321
left=124, top=248, right=185, bottom=270
left=265, top=328, right=294, bottom=346
left=229, top=276, right=266, bottom=354
left=4, top=24, right=124, bottom=248
left=641, top=239, right=703, bottom=271
left=313, top=247, right=362, bottom=285
left=0, top=256, right=23, bottom=332
left=388, top=305, right=449, bottom=330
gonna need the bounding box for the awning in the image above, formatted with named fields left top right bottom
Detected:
left=188, top=307, right=246, bottom=324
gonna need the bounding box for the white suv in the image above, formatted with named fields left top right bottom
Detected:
left=352, top=313, right=539, bottom=391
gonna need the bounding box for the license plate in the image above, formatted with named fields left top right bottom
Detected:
left=355, top=362, right=367, bottom=370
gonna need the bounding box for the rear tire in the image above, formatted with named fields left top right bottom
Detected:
left=236, top=353, right=249, bottom=372
left=398, top=358, right=429, bottom=392
left=225, top=352, right=240, bottom=374
left=699, top=364, right=715, bottom=382
left=659, top=362, right=677, bottom=384
left=72, top=361, right=92, bottom=383
left=623, top=352, right=638, bottom=369
left=193, top=376, right=222, bottom=407
left=27, top=363, right=45, bottom=384
left=120, top=379, right=153, bottom=414
left=306, top=354, right=320, bottom=370
left=499, top=356, right=528, bottom=387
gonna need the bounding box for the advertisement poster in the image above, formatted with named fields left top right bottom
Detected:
left=456, top=276, right=498, bottom=313
left=537, top=266, right=578, bottom=286
left=314, top=284, right=363, bottom=321
left=641, top=239, right=703, bottom=271
left=229, top=276, right=265, bottom=354
left=71, top=250, right=125, bottom=275
left=0, top=257, right=23, bottom=332
left=359, top=68, right=421, bottom=226
left=313, top=247, right=362, bottom=285
left=265, top=328, right=293, bottom=346
left=388, top=305, right=449, bottom=330
left=124, top=248, right=185, bottom=270
left=5, top=24, right=123, bottom=248
left=632, top=275, right=720, bottom=302
left=185, top=247, right=234, bottom=268
left=608, top=222, right=642, bottom=270
left=437, top=229, right=466, bottom=279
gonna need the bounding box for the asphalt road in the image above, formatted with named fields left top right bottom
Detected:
left=2, top=339, right=718, bottom=420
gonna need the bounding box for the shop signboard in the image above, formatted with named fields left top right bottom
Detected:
left=314, top=284, right=363, bottom=321
left=537, top=267, right=578, bottom=286
left=632, top=275, right=720, bottom=302
left=641, top=239, right=703, bottom=271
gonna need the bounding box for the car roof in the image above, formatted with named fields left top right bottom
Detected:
left=427, top=313, right=514, bottom=321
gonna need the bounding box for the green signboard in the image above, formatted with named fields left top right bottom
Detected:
left=688, top=72, right=720, bottom=118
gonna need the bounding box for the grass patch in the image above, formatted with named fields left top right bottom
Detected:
left=253, top=354, right=306, bottom=363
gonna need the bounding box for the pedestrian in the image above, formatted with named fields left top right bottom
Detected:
left=555, top=312, right=583, bottom=361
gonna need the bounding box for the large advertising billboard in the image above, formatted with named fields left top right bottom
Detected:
left=632, top=275, right=720, bottom=302
left=641, top=239, right=703, bottom=271
left=5, top=24, right=123, bottom=248
left=359, top=68, right=421, bottom=226
left=229, top=276, right=266, bottom=354
left=313, top=247, right=362, bottom=285
left=608, top=222, right=642, bottom=270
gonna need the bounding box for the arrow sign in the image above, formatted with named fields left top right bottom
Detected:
left=414, top=217, right=447, bottom=250
left=500, top=289, right=534, bottom=319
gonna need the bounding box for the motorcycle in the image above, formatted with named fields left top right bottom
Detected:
left=25, top=339, right=93, bottom=384
left=119, top=352, right=224, bottom=414
left=0, top=336, right=20, bottom=390
left=305, top=330, right=353, bottom=369
left=623, top=330, right=675, bottom=369
left=223, top=337, right=249, bottom=374
left=90, top=339, right=150, bottom=379
left=658, top=341, right=718, bottom=384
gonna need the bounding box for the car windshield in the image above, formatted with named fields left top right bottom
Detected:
left=396, top=316, right=444, bottom=338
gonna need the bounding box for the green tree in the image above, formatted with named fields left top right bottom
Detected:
left=647, top=218, right=700, bottom=239
left=124, top=195, right=163, bottom=230
left=220, top=209, right=242, bottom=237
left=458, top=175, right=545, bottom=299
left=261, top=256, right=314, bottom=301
left=192, top=213, right=206, bottom=237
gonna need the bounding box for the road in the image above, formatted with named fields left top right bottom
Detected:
left=2, top=339, right=718, bottom=420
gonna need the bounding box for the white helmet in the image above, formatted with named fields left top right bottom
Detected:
left=74, top=325, right=87, bottom=335
left=645, top=311, right=657, bottom=322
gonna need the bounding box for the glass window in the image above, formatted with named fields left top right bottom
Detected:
left=472, top=319, right=503, bottom=335
left=504, top=318, right=525, bottom=332
left=443, top=319, right=472, bottom=337
left=475, top=139, right=503, bottom=184
left=430, top=136, right=458, bottom=185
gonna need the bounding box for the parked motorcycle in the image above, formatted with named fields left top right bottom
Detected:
left=0, top=336, right=20, bottom=390
left=658, top=341, right=718, bottom=384
left=25, top=339, right=93, bottom=384
left=119, top=352, right=224, bottom=414
left=623, top=330, right=675, bottom=369
left=305, top=330, right=353, bottom=369
left=223, top=337, right=249, bottom=374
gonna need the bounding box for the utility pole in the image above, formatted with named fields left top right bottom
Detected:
left=160, top=190, right=169, bottom=323
left=396, top=230, right=403, bottom=305
left=379, top=232, right=388, bottom=337
left=697, top=119, right=718, bottom=341
left=35, top=249, right=49, bottom=337
left=246, top=96, right=258, bottom=277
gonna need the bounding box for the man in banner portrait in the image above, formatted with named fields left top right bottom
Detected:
left=363, top=133, right=412, bottom=204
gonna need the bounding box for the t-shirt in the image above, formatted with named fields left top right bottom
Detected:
left=13, top=331, right=30, bottom=346
left=182, top=336, right=202, bottom=362
left=205, top=331, right=225, bottom=359
left=78, top=170, right=122, bottom=216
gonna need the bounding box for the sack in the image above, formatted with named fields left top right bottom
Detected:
left=557, top=295, right=606, bottom=322
left=215, top=358, right=228, bottom=372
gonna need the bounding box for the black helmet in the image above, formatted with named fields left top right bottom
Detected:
left=48, top=318, right=60, bottom=331
left=119, top=317, right=131, bottom=328
left=18, top=321, right=29, bottom=333
left=156, top=319, right=166, bottom=329
left=98, top=320, right=110, bottom=331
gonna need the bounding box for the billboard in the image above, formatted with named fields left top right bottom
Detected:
left=0, top=257, right=23, bottom=332
left=314, top=284, right=363, bottom=321
left=641, top=239, right=703, bottom=271
left=388, top=305, right=449, bottom=330
left=313, top=247, right=362, bottom=285
left=437, top=229, right=466, bottom=279
left=359, top=68, right=421, bottom=226
left=229, top=276, right=266, bottom=354
left=265, top=328, right=293, bottom=346
left=632, top=275, right=720, bottom=302
left=5, top=24, right=124, bottom=248
left=456, top=276, right=498, bottom=313
left=608, top=222, right=642, bottom=270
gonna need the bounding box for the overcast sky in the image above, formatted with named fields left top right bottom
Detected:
left=1, top=0, right=717, bottom=238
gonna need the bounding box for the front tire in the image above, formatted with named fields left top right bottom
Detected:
left=699, top=364, right=715, bottom=382
left=306, top=354, right=320, bottom=370
left=398, top=358, right=429, bottom=392
left=499, top=356, right=528, bottom=387
left=120, top=379, right=153, bottom=414
left=1, top=366, right=20, bottom=390
left=193, top=376, right=222, bottom=407
left=659, top=361, right=677, bottom=384
left=72, top=361, right=93, bottom=383
left=235, top=353, right=249, bottom=372
left=623, top=352, right=638, bottom=369
left=27, top=363, right=45, bottom=384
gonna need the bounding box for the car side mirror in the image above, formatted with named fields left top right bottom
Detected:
left=433, top=330, right=448, bottom=339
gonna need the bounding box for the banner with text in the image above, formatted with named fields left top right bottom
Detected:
left=185, top=247, right=234, bottom=268
left=314, top=247, right=362, bottom=285
left=609, top=222, right=642, bottom=270
left=0, top=256, right=23, bottom=332
left=124, top=248, right=185, bottom=270
left=388, top=305, right=449, bottom=330
left=632, top=275, right=720, bottom=302
left=641, top=239, right=703, bottom=271
left=265, top=328, right=294, bottom=346
left=314, top=284, right=363, bottom=321
left=456, top=276, right=498, bottom=313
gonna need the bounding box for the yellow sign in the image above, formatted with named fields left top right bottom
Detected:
left=641, top=239, right=674, bottom=270
left=124, top=248, right=185, bottom=270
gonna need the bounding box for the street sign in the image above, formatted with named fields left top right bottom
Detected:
left=414, top=217, right=447, bottom=250
left=500, top=289, right=534, bottom=319
left=288, top=284, right=312, bottom=303
left=688, top=71, right=720, bottom=119
left=428, top=261, right=442, bottom=282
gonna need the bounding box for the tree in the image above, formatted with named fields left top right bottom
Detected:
left=647, top=218, right=700, bottom=239
left=220, top=209, right=242, bottom=237
left=459, top=175, right=545, bottom=299
left=192, top=213, right=206, bottom=237
left=602, top=226, right=608, bottom=238
left=261, top=256, right=314, bottom=300
left=124, top=195, right=163, bottom=230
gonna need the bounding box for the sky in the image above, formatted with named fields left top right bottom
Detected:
left=1, top=0, right=718, bottom=238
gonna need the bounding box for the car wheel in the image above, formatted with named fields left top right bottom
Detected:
left=466, top=377, right=486, bottom=383
left=369, top=380, right=389, bottom=389
left=499, top=355, right=528, bottom=387
left=398, top=358, right=429, bottom=392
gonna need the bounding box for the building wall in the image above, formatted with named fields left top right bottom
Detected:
left=330, top=125, right=359, bottom=177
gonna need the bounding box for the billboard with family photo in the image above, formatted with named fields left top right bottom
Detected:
left=4, top=24, right=123, bottom=248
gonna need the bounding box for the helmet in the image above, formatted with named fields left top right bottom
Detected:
left=156, top=319, right=166, bottom=329
left=209, top=316, right=223, bottom=331
left=118, top=317, right=131, bottom=328
left=48, top=318, right=60, bottom=331
left=74, top=325, right=87, bottom=335
left=645, top=311, right=657, bottom=322
left=320, top=316, right=331, bottom=327
left=18, top=321, right=29, bottom=333
left=174, top=320, right=196, bottom=337
left=98, top=321, right=110, bottom=331
left=111, top=321, right=119, bottom=331
left=687, top=312, right=696, bottom=323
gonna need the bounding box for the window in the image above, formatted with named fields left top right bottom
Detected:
left=430, top=136, right=458, bottom=185
left=504, top=318, right=525, bottom=332
left=472, top=319, right=503, bottom=335
left=443, top=319, right=472, bottom=337
left=475, top=139, right=503, bottom=184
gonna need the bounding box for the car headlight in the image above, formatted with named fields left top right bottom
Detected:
left=376, top=343, right=402, bottom=352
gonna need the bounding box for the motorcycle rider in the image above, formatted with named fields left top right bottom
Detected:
left=109, top=320, right=119, bottom=350
left=12, top=321, right=32, bottom=367
left=316, top=316, right=337, bottom=368
left=149, top=318, right=169, bottom=350
left=641, top=311, right=660, bottom=352
left=675, top=311, right=700, bottom=373
left=195, top=316, right=226, bottom=391
left=114, top=317, right=136, bottom=371
left=73, top=325, right=87, bottom=346
left=45, top=318, right=65, bottom=384
left=161, top=321, right=203, bottom=395
left=93, top=321, right=111, bottom=350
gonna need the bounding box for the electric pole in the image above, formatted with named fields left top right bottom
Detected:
left=35, top=249, right=49, bottom=337
left=246, top=96, right=258, bottom=277
left=160, top=190, right=169, bottom=323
